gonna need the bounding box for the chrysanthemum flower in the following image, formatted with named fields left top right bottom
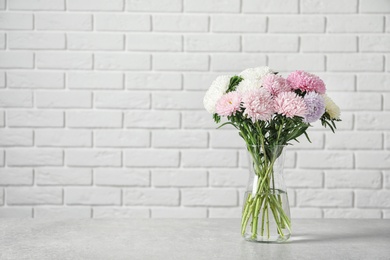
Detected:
left=235, top=79, right=262, bottom=93
left=287, top=70, right=326, bottom=94
left=262, top=74, right=291, bottom=96
left=239, top=66, right=274, bottom=81
left=323, top=94, right=341, bottom=120
left=242, top=89, right=274, bottom=122
left=203, top=75, right=231, bottom=114
left=215, top=92, right=242, bottom=117
left=274, top=92, right=307, bottom=118
left=303, top=92, right=325, bottom=123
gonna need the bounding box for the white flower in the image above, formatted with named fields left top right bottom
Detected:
left=239, top=66, right=274, bottom=81
left=235, top=79, right=262, bottom=94
left=323, top=94, right=341, bottom=120
left=203, top=75, right=231, bottom=114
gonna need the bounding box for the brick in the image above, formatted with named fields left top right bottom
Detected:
left=182, top=110, right=217, bottom=129
left=211, top=15, right=266, bottom=33
left=243, top=0, right=298, bottom=13
left=152, top=91, right=203, bottom=110
left=0, top=168, right=33, bottom=185
left=291, top=132, right=324, bottom=150
left=326, top=132, right=382, bottom=150
left=360, top=0, right=390, bottom=13
left=127, top=0, right=181, bottom=12
left=125, top=111, right=180, bottom=128
left=95, top=53, right=150, bottom=71
left=126, top=73, right=182, bottom=90
left=0, top=0, right=3, bottom=9
left=327, top=54, right=383, bottom=72
left=184, top=0, right=240, bottom=12
left=127, top=34, right=182, bottom=51
left=36, top=168, right=92, bottom=186
left=185, top=34, right=240, bottom=52
left=66, top=187, right=121, bottom=205
left=7, top=71, right=64, bottom=89
left=36, top=91, right=91, bottom=108
left=301, top=0, right=357, bottom=13
left=67, top=0, right=123, bottom=11
left=324, top=209, right=381, bottom=219
left=0, top=112, right=4, bottom=127
left=95, top=91, right=149, bottom=109
left=210, top=130, right=245, bottom=148
left=358, top=74, right=390, bottom=91
left=7, top=110, right=64, bottom=127
left=290, top=208, right=322, bottom=218
left=311, top=111, right=354, bottom=131
left=152, top=208, right=207, bottom=218
left=211, top=54, right=266, bottom=71
left=68, top=72, right=123, bottom=89
left=0, top=13, right=33, bottom=30
left=297, top=151, right=353, bottom=169
left=331, top=92, right=382, bottom=111
left=8, top=33, right=65, bottom=50
left=0, top=208, right=32, bottom=218
left=0, top=188, right=3, bottom=204
left=7, top=149, right=63, bottom=166
left=0, top=90, right=32, bottom=108
left=7, top=187, right=62, bottom=205
left=9, top=0, right=64, bottom=10
left=0, top=52, right=33, bottom=69
left=327, top=15, right=384, bottom=33
left=284, top=170, right=323, bottom=188
left=268, top=54, right=325, bottom=72
left=360, top=35, right=390, bottom=52
left=385, top=93, right=390, bottom=110
left=356, top=152, right=390, bottom=169
left=301, top=35, right=357, bottom=52
left=297, top=189, right=353, bottom=207
left=67, top=33, right=124, bottom=50
left=152, top=169, right=207, bottom=187
left=66, top=150, right=121, bottom=167
left=35, top=129, right=92, bottom=147
left=95, top=14, right=150, bottom=31
left=183, top=73, right=221, bottom=90
left=36, top=52, right=92, bottom=69
left=35, top=13, right=92, bottom=31
left=385, top=171, right=390, bottom=188
left=387, top=16, right=390, bottom=33
left=386, top=54, right=390, bottom=71
left=182, top=188, right=237, bottom=206
left=181, top=150, right=237, bottom=167
left=124, top=188, right=179, bottom=206
left=93, top=207, right=149, bottom=218
left=124, top=149, right=179, bottom=167
left=316, top=73, right=355, bottom=92
left=325, top=170, right=382, bottom=189
left=94, top=169, right=149, bottom=186
left=209, top=169, right=248, bottom=187
left=154, top=54, right=209, bottom=71
left=152, top=130, right=207, bottom=148
left=269, top=16, right=324, bottom=33
left=35, top=207, right=91, bottom=218
left=209, top=208, right=241, bottom=218
left=0, top=72, right=4, bottom=88
left=0, top=129, right=33, bottom=146
left=357, top=190, right=390, bottom=208
left=153, top=15, right=208, bottom=32
left=243, top=35, right=298, bottom=52
left=0, top=33, right=5, bottom=49
left=357, top=113, right=390, bottom=130
left=95, top=130, right=149, bottom=148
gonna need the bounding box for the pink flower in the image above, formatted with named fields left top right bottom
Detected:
left=242, top=89, right=274, bottom=122
left=287, top=70, right=326, bottom=94
left=262, top=74, right=291, bottom=96
left=215, top=92, right=242, bottom=117
left=274, top=92, right=307, bottom=118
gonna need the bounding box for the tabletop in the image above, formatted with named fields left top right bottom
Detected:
left=0, top=218, right=389, bottom=260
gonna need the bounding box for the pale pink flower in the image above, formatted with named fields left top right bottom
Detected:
left=242, top=89, right=274, bottom=122
left=215, top=92, right=242, bottom=117
left=274, top=92, right=307, bottom=118
left=287, top=70, right=326, bottom=94
left=262, top=74, right=291, bottom=96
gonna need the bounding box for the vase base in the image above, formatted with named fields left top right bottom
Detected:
left=243, top=233, right=291, bottom=243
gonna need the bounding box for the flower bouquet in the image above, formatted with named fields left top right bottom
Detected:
left=203, top=67, right=340, bottom=242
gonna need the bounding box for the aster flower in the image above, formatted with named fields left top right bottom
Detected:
left=235, top=79, right=262, bottom=94
left=303, top=92, right=325, bottom=123
left=262, top=74, right=291, bottom=96
left=203, top=75, right=231, bottom=114
left=239, top=66, right=274, bottom=82
left=323, top=94, right=341, bottom=120
left=274, top=92, right=307, bottom=118
left=242, top=89, right=274, bottom=122
left=287, top=70, right=326, bottom=94
left=215, top=92, right=242, bottom=117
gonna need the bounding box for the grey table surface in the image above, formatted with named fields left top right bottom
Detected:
left=0, top=219, right=389, bottom=260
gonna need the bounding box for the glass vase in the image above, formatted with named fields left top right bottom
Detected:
left=241, top=145, right=291, bottom=243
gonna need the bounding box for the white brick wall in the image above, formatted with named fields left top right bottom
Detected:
left=0, top=0, right=389, bottom=219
